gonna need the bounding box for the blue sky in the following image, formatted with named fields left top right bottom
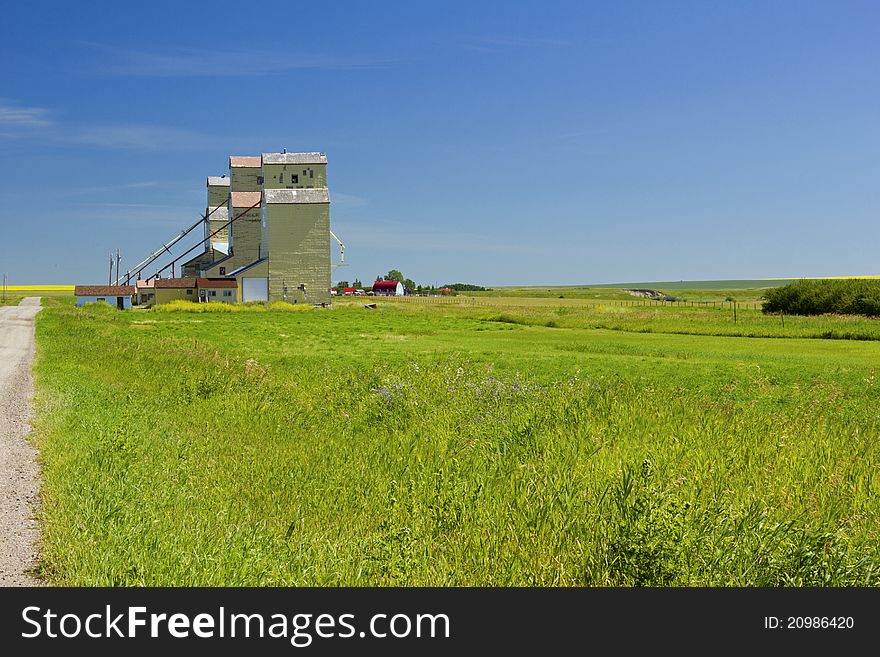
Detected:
left=1, top=1, right=878, bottom=286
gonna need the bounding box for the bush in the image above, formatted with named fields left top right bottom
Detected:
left=762, top=279, right=880, bottom=317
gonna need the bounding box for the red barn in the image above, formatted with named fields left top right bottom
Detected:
left=372, top=280, right=404, bottom=296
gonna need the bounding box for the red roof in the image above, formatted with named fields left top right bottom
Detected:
left=74, top=285, right=134, bottom=296
left=231, top=191, right=262, bottom=208
left=197, top=278, right=237, bottom=289
left=229, top=156, right=261, bottom=168
left=372, top=280, right=400, bottom=291
left=343, top=287, right=356, bottom=293
left=154, top=278, right=197, bottom=289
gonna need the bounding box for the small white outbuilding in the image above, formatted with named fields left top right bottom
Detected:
left=74, top=285, right=134, bottom=309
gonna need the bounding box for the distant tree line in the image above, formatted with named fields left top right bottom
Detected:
left=762, top=279, right=880, bottom=317
left=335, top=270, right=490, bottom=295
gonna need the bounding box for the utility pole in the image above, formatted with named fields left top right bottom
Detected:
left=2, top=273, right=7, bottom=304
left=115, top=249, right=121, bottom=286
left=109, top=253, right=114, bottom=285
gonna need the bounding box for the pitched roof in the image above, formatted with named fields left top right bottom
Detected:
left=207, top=176, right=230, bottom=186
left=231, top=191, right=263, bottom=208
left=202, top=252, right=234, bottom=271
left=372, top=280, right=401, bottom=290
left=228, top=257, right=267, bottom=277
left=74, top=285, right=135, bottom=296
left=154, top=278, right=197, bottom=289
left=229, top=156, right=262, bottom=168
left=262, top=152, right=327, bottom=165
left=180, top=244, right=213, bottom=267
left=197, top=278, right=238, bottom=288
left=206, top=206, right=229, bottom=223
left=264, top=188, right=330, bottom=204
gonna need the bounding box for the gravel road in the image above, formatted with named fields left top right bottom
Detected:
left=0, top=297, right=43, bottom=585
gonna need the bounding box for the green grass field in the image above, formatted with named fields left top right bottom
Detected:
left=478, top=277, right=880, bottom=302
left=389, top=295, right=880, bottom=340
left=467, top=284, right=773, bottom=302
left=32, top=295, right=880, bottom=585
left=1, top=286, right=73, bottom=306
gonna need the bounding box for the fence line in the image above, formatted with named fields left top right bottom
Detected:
left=388, top=295, right=765, bottom=311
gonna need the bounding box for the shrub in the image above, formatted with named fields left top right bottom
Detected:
left=762, top=279, right=880, bottom=317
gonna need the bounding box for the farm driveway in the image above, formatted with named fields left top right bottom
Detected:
left=0, top=297, right=42, bottom=585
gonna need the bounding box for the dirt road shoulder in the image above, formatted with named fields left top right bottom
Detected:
left=0, top=297, right=43, bottom=585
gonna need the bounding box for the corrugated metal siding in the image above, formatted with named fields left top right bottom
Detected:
left=207, top=184, right=230, bottom=208
left=207, top=172, right=231, bottom=249
left=262, top=163, right=327, bottom=190
left=230, top=164, right=263, bottom=192
left=208, top=205, right=230, bottom=245
left=224, top=204, right=263, bottom=273
left=181, top=249, right=215, bottom=278
left=266, top=202, right=331, bottom=303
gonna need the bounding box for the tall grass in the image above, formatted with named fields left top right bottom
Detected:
left=383, top=296, right=880, bottom=340
left=151, top=299, right=314, bottom=313
left=32, top=303, right=880, bottom=585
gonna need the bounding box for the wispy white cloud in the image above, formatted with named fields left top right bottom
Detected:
left=332, top=192, right=369, bottom=208
left=79, top=42, right=390, bottom=77
left=67, top=204, right=202, bottom=227
left=59, top=123, right=212, bottom=150
left=69, top=181, right=162, bottom=195
left=0, top=100, right=53, bottom=127
left=0, top=99, right=53, bottom=134
left=78, top=202, right=189, bottom=209
left=0, top=96, right=212, bottom=151
left=455, top=35, right=570, bottom=52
